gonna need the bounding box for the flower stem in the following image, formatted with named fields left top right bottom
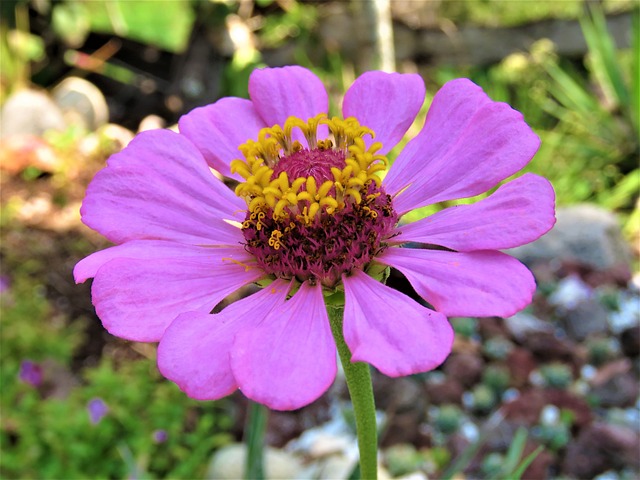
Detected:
left=244, top=401, right=268, bottom=480
left=328, top=305, right=378, bottom=480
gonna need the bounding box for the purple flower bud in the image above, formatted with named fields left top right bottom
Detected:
left=87, top=397, right=109, bottom=424
left=19, top=360, right=43, bottom=387
left=152, top=429, right=168, bottom=443
left=0, top=275, right=10, bottom=294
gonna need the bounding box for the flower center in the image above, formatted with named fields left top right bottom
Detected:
left=231, top=115, right=398, bottom=287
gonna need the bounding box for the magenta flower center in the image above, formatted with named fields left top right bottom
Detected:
left=231, top=115, right=398, bottom=288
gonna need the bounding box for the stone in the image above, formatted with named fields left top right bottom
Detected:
left=504, top=312, right=554, bottom=343
left=589, top=359, right=639, bottom=408
left=477, top=316, right=509, bottom=339
left=548, top=275, right=611, bottom=341
left=51, top=77, right=109, bottom=131
left=373, top=374, right=428, bottom=446
left=508, top=204, right=633, bottom=282
left=138, top=114, right=166, bottom=132
left=609, top=290, right=640, bottom=334
left=562, top=423, right=640, bottom=478
left=206, top=443, right=305, bottom=480
left=621, top=325, right=640, bottom=357
left=506, top=348, right=537, bottom=387
left=562, top=297, right=610, bottom=341
left=442, top=353, right=485, bottom=388
left=521, top=331, right=579, bottom=367
left=0, top=89, right=66, bottom=139
left=503, top=388, right=592, bottom=429
left=424, top=377, right=464, bottom=405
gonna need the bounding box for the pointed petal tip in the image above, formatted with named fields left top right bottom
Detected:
left=343, top=71, right=426, bottom=153
left=249, top=66, right=328, bottom=128
left=342, top=271, right=454, bottom=378
left=231, top=281, right=337, bottom=411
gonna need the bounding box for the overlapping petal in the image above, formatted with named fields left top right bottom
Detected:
left=88, top=242, right=264, bottom=342
left=394, top=173, right=556, bottom=251
left=249, top=66, right=328, bottom=128
left=74, top=239, right=230, bottom=283
left=342, top=270, right=453, bottom=377
left=178, top=97, right=266, bottom=179
left=81, top=129, right=246, bottom=246
left=384, top=79, right=540, bottom=214
left=157, top=280, right=290, bottom=401
left=378, top=248, right=536, bottom=318
left=342, top=71, right=425, bottom=154
left=231, top=281, right=337, bottom=410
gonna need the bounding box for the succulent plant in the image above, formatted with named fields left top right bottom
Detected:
left=482, top=364, right=511, bottom=394
left=540, top=362, right=574, bottom=389
left=434, top=404, right=463, bottom=434
left=470, top=384, right=497, bottom=414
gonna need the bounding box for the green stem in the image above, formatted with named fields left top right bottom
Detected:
left=328, top=305, right=378, bottom=480
left=244, top=401, right=268, bottom=480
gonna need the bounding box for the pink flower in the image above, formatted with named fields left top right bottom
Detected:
left=75, top=66, right=555, bottom=411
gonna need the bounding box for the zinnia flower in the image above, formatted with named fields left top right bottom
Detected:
left=75, top=66, right=555, bottom=410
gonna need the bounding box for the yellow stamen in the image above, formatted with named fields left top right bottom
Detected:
left=221, top=257, right=255, bottom=272
left=233, top=115, right=389, bottom=226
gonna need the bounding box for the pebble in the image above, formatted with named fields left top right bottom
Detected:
left=206, top=443, right=306, bottom=480
left=609, top=291, right=640, bottom=334
left=51, top=77, right=109, bottom=131
left=509, top=204, right=633, bottom=281
left=0, top=89, right=66, bottom=138
left=563, top=422, right=640, bottom=477
left=504, top=312, right=553, bottom=342
left=549, top=274, right=593, bottom=309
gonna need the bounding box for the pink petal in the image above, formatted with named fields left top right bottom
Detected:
left=383, top=79, right=540, bottom=214
left=342, top=270, right=453, bottom=377
left=90, top=243, right=264, bottom=342
left=157, top=280, right=290, bottom=401
left=81, top=129, right=247, bottom=245
left=249, top=66, right=328, bottom=127
left=178, top=97, right=266, bottom=179
left=377, top=248, right=536, bottom=318
left=342, top=71, right=425, bottom=154
left=383, top=79, right=490, bottom=196
left=394, top=173, right=556, bottom=251
left=231, top=281, right=337, bottom=410
left=74, top=240, right=216, bottom=283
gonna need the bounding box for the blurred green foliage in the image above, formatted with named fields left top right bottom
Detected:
left=1, top=273, right=235, bottom=479
left=403, top=5, right=638, bottom=237
left=52, top=0, right=195, bottom=52
left=440, top=0, right=633, bottom=27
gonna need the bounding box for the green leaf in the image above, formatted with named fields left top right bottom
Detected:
left=581, top=4, right=629, bottom=107
left=80, top=0, right=195, bottom=53
left=511, top=446, right=544, bottom=480
left=502, top=427, right=528, bottom=473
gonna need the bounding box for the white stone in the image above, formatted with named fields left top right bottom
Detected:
left=207, top=443, right=307, bottom=480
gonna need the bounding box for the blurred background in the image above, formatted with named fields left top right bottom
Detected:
left=1, top=0, right=639, bottom=478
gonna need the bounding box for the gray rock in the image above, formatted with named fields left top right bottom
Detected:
left=504, top=312, right=554, bottom=342
left=51, top=77, right=109, bottom=131
left=508, top=204, right=633, bottom=274
left=590, top=359, right=639, bottom=408
left=0, top=89, right=66, bottom=139
left=563, top=422, right=640, bottom=477
left=563, top=296, right=611, bottom=341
